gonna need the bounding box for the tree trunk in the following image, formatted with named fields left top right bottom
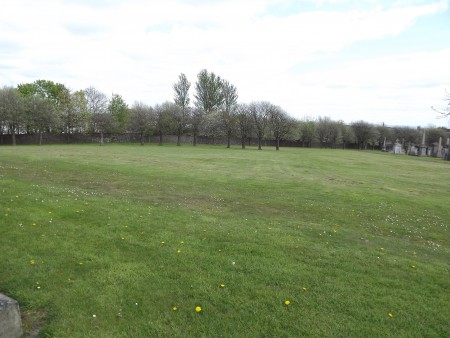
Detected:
left=159, top=132, right=163, bottom=145
left=227, top=130, right=231, bottom=148
left=177, top=133, right=181, bottom=146
left=193, top=131, right=197, bottom=146
left=100, top=131, right=104, bottom=146
left=39, top=131, right=43, bottom=146
left=258, top=137, right=262, bottom=150
left=12, top=130, right=16, bottom=146
left=140, top=133, right=144, bottom=145
left=241, top=136, right=246, bottom=149
left=276, top=137, right=280, bottom=151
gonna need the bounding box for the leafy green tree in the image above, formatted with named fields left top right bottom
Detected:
left=194, top=69, right=224, bottom=114
left=108, top=94, right=129, bottom=132
left=173, top=73, right=191, bottom=111
left=26, top=95, right=59, bottom=145
left=18, top=79, right=72, bottom=136
left=0, top=86, right=26, bottom=145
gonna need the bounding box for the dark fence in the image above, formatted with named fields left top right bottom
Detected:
left=0, top=132, right=363, bottom=149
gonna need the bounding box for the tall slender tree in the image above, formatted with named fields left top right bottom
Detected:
left=220, top=80, right=238, bottom=148
left=194, top=69, right=224, bottom=114
left=173, top=73, right=191, bottom=146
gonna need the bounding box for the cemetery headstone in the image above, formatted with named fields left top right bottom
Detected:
left=393, top=140, right=402, bottom=154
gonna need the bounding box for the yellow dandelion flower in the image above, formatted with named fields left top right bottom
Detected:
left=410, top=265, right=416, bottom=269
left=180, top=241, right=184, bottom=244
left=79, top=262, right=84, bottom=265
left=284, top=300, right=291, bottom=305
left=30, top=259, right=35, bottom=265
left=388, top=312, right=393, bottom=318
left=32, top=223, right=37, bottom=227
left=302, top=287, right=307, bottom=292
left=161, top=241, right=165, bottom=244
left=219, top=284, right=225, bottom=288
left=195, top=306, right=202, bottom=313
left=172, top=307, right=177, bottom=311
left=177, top=249, right=181, bottom=253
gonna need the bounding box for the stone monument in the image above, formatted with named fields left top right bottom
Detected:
left=0, top=293, right=23, bottom=338
left=381, top=137, right=386, bottom=151
left=418, top=130, right=427, bottom=156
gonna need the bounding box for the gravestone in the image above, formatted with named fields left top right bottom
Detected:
left=0, top=293, right=23, bottom=338
left=436, top=137, right=442, bottom=158
left=446, top=138, right=450, bottom=160
left=393, top=141, right=402, bottom=154
left=408, top=145, right=418, bottom=156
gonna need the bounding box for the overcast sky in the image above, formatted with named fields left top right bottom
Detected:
left=1, top=0, right=449, bottom=127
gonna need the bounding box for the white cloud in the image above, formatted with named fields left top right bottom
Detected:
left=0, top=0, right=449, bottom=126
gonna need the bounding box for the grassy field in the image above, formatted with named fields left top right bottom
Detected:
left=1, top=144, right=449, bottom=337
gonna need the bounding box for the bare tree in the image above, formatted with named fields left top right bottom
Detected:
left=190, top=107, right=204, bottom=146
left=236, top=103, right=253, bottom=149
left=153, top=102, right=173, bottom=145
left=299, top=117, right=316, bottom=147
left=268, top=104, right=295, bottom=150
left=129, top=102, right=153, bottom=145
left=0, top=86, right=26, bottom=145
left=431, top=89, right=450, bottom=118
left=337, top=121, right=355, bottom=149
left=88, top=90, right=115, bottom=145
left=250, top=101, right=270, bottom=150
left=351, top=120, right=374, bottom=150
left=84, top=87, right=108, bottom=131
left=316, top=116, right=340, bottom=148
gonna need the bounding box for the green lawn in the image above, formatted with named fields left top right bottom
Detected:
left=1, top=144, right=449, bottom=337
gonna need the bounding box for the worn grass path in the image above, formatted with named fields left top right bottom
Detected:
left=1, top=144, right=449, bottom=337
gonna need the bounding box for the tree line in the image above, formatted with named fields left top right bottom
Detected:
left=1, top=70, right=448, bottom=150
